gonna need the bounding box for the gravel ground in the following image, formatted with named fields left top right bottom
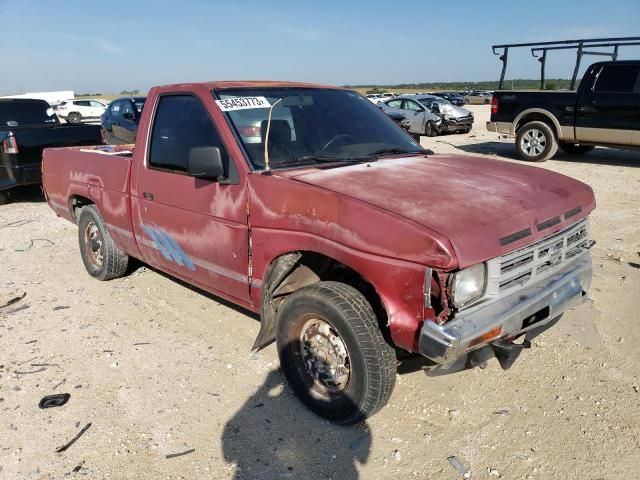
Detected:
left=1, top=105, right=639, bottom=479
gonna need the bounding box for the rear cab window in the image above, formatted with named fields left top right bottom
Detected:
left=148, top=94, right=236, bottom=181
left=594, top=64, right=640, bottom=93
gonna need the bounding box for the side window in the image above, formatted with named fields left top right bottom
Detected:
left=75, top=100, right=90, bottom=107
left=403, top=100, right=423, bottom=112
left=121, top=102, right=134, bottom=116
left=90, top=101, right=104, bottom=108
left=110, top=102, right=121, bottom=115
left=149, top=94, right=232, bottom=178
left=594, top=64, right=640, bottom=93
left=386, top=99, right=402, bottom=108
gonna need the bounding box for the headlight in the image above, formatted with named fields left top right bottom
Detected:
left=449, top=263, right=486, bottom=308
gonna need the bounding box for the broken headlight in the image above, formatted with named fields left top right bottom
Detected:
left=448, top=263, right=486, bottom=308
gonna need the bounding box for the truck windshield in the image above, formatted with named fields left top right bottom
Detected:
left=214, top=88, right=423, bottom=169
left=0, top=100, right=58, bottom=127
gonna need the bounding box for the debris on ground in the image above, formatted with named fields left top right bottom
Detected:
left=38, top=393, right=71, bottom=409
left=447, top=456, right=471, bottom=478
left=0, top=292, right=26, bottom=309
left=56, top=422, right=91, bottom=453
left=165, top=448, right=195, bottom=459
left=493, top=409, right=510, bottom=415
left=14, top=238, right=55, bottom=252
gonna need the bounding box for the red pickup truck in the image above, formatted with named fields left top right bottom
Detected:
left=43, top=81, right=595, bottom=424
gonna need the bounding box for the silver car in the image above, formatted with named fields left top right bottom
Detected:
left=380, top=95, right=473, bottom=137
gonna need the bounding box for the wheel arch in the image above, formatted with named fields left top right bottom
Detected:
left=253, top=250, right=390, bottom=351
left=68, top=194, right=94, bottom=223
left=513, top=108, right=565, bottom=140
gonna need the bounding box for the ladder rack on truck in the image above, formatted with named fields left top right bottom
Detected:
left=492, top=36, right=640, bottom=90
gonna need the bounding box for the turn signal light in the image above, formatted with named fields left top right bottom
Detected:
left=468, top=326, right=502, bottom=348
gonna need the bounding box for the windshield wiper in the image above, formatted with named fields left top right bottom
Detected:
left=367, top=147, right=424, bottom=156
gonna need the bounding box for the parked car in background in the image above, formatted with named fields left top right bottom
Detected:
left=379, top=96, right=443, bottom=137
left=55, top=99, right=107, bottom=124
left=0, top=98, right=102, bottom=203
left=488, top=60, right=640, bottom=161
left=465, top=91, right=493, bottom=105
left=43, top=80, right=595, bottom=424
left=431, top=92, right=465, bottom=106
left=380, top=95, right=473, bottom=136
left=365, top=92, right=395, bottom=104
left=101, top=97, right=146, bottom=144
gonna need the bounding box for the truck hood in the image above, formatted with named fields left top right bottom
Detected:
left=279, top=154, right=595, bottom=268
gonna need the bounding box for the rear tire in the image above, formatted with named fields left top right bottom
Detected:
left=0, top=191, right=9, bottom=205
left=77, top=205, right=129, bottom=280
left=276, top=281, right=396, bottom=425
left=68, top=112, right=82, bottom=124
left=515, top=121, right=558, bottom=162
left=559, top=143, right=595, bottom=155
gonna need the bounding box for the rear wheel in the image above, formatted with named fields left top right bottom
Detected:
left=77, top=205, right=129, bottom=280
left=0, top=191, right=9, bottom=205
left=559, top=143, right=595, bottom=155
left=425, top=121, right=438, bottom=137
left=276, top=281, right=396, bottom=425
left=67, top=112, right=82, bottom=124
left=515, top=121, right=558, bottom=162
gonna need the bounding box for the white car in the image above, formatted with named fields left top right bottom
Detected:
left=55, top=99, right=107, bottom=124
left=365, top=93, right=396, bottom=104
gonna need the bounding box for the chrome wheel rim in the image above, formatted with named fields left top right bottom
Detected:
left=521, top=128, right=547, bottom=156
left=299, top=318, right=350, bottom=393
left=84, top=222, right=103, bottom=267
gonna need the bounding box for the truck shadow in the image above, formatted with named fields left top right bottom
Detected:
left=141, top=264, right=260, bottom=321
left=452, top=141, right=640, bottom=168
left=222, top=368, right=371, bottom=480
left=1, top=185, right=46, bottom=204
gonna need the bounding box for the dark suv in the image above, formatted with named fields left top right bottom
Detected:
left=101, top=97, right=146, bottom=144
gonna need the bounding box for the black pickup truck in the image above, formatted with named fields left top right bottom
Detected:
left=487, top=60, right=640, bottom=161
left=0, top=98, right=103, bottom=203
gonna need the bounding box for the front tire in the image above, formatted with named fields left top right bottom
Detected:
left=559, top=143, right=595, bottom=155
left=425, top=121, right=438, bottom=137
left=276, top=281, right=396, bottom=425
left=515, top=121, right=558, bottom=162
left=77, top=205, right=129, bottom=280
left=68, top=112, right=82, bottom=124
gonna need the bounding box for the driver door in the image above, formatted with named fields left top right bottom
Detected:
left=131, top=93, right=250, bottom=303
left=401, top=99, right=426, bottom=133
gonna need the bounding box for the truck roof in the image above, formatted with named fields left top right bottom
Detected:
left=153, top=80, right=346, bottom=91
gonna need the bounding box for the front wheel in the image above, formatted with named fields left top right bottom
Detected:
left=67, top=112, right=82, bottom=124
left=559, top=143, right=595, bottom=155
left=515, top=121, right=558, bottom=162
left=425, top=121, right=438, bottom=137
left=276, top=281, right=396, bottom=425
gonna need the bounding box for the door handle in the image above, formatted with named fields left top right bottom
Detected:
left=143, top=191, right=154, bottom=200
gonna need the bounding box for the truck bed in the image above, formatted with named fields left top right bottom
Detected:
left=42, top=144, right=140, bottom=257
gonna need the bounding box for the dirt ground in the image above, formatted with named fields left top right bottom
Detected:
left=1, top=105, right=639, bottom=479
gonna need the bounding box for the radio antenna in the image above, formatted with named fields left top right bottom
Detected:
left=263, top=98, right=282, bottom=174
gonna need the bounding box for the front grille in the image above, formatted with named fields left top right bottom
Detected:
left=493, top=219, right=589, bottom=293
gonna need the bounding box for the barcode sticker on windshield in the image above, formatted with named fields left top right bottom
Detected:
left=216, top=96, right=271, bottom=112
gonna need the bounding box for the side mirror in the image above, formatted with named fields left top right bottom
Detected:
left=123, top=112, right=134, bottom=120
left=188, top=146, right=225, bottom=180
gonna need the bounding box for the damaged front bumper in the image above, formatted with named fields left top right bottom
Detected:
left=418, top=253, right=592, bottom=369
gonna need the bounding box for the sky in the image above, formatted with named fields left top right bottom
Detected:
left=0, top=0, right=639, bottom=95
